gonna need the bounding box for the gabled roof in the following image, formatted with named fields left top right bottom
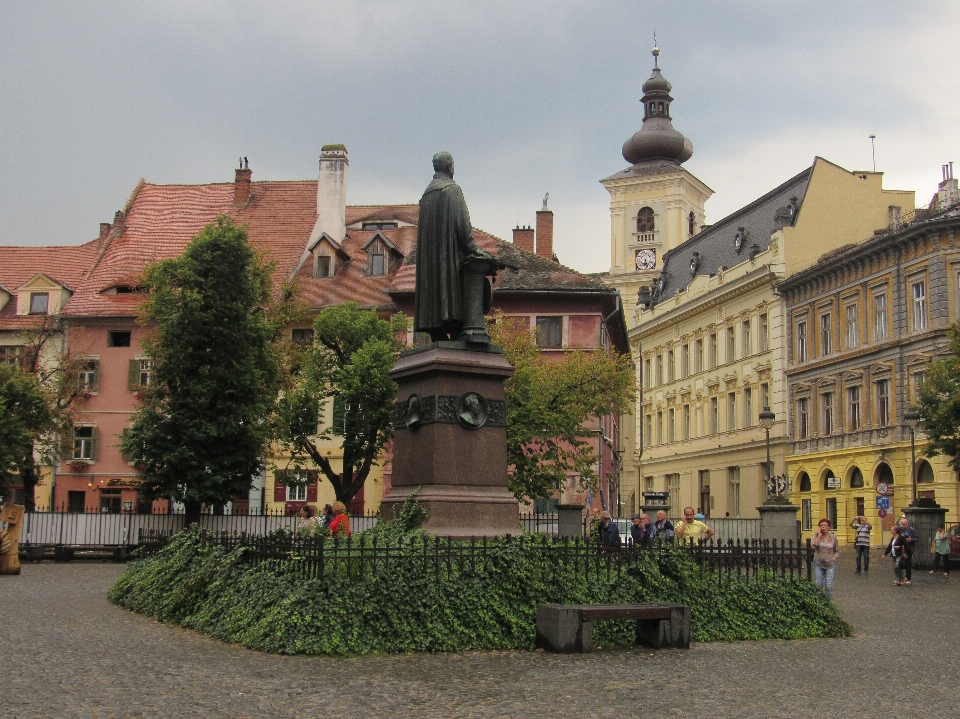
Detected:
left=653, top=162, right=813, bottom=302
left=0, top=241, right=100, bottom=297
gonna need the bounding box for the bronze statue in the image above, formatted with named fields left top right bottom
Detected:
left=414, top=152, right=494, bottom=343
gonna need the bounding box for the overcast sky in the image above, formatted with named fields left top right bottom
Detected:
left=2, top=1, right=958, bottom=273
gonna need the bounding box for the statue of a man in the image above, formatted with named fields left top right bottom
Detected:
left=414, top=152, right=485, bottom=342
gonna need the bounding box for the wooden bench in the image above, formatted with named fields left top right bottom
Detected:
left=536, top=602, right=690, bottom=653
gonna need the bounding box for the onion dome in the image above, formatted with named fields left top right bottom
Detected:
left=621, top=47, right=694, bottom=166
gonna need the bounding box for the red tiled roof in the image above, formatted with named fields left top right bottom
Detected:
left=0, top=241, right=100, bottom=293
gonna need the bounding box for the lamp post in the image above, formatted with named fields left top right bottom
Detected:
left=759, top=406, right=775, bottom=499
left=904, top=409, right=919, bottom=505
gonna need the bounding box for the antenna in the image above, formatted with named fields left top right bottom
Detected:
left=869, top=135, right=876, bottom=172
left=652, top=31, right=659, bottom=68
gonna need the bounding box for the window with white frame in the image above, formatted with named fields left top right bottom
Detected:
left=709, top=333, right=718, bottom=369
left=72, top=426, right=97, bottom=460
left=820, top=313, right=832, bottom=356
left=644, top=358, right=652, bottom=389
left=727, top=392, right=737, bottom=432
left=912, top=280, right=927, bottom=330
left=78, top=360, right=99, bottom=392
left=742, top=319, right=752, bottom=357
left=667, top=349, right=675, bottom=383
left=682, top=344, right=690, bottom=378
left=656, top=353, right=663, bottom=386
left=760, top=382, right=770, bottom=412
left=821, top=392, right=834, bottom=435
left=695, top=338, right=704, bottom=373
left=845, top=304, right=859, bottom=349
left=668, top=408, right=675, bottom=443
left=743, top=387, right=753, bottom=428
left=797, top=397, right=809, bottom=439
left=138, top=359, right=154, bottom=387
left=656, top=411, right=663, bottom=445
left=645, top=414, right=652, bottom=447
left=667, top=473, right=680, bottom=513
left=727, top=326, right=736, bottom=363
left=874, top=293, right=888, bottom=341
left=848, top=386, right=861, bottom=431
left=728, top=467, right=741, bottom=518
left=710, top=397, right=719, bottom=434
left=876, top=379, right=890, bottom=426
left=759, top=313, right=769, bottom=352
left=682, top=404, right=691, bottom=440
left=796, top=320, right=807, bottom=362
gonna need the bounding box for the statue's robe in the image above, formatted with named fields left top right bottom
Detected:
left=413, top=173, right=479, bottom=338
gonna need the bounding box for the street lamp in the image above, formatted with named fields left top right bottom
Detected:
left=904, top=409, right=920, bottom=505
left=759, top=406, right=775, bottom=497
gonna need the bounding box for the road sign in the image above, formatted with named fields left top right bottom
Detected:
left=876, top=496, right=890, bottom=509
left=878, top=508, right=888, bottom=518
left=877, top=482, right=890, bottom=495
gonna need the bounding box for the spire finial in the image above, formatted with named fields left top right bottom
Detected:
left=652, top=31, right=659, bottom=68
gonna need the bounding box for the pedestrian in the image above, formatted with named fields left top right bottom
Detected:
left=930, top=524, right=950, bottom=577
left=328, top=501, right=350, bottom=537
left=676, top=507, right=715, bottom=544
left=588, top=507, right=602, bottom=538
left=321, top=503, right=335, bottom=529
left=650, top=510, right=674, bottom=543
left=296, top=505, right=320, bottom=538
left=598, top=510, right=621, bottom=547
left=883, top=525, right=908, bottom=586
left=850, top=515, right=872, bottom=573
left=812, top=519, right=840, bottom=600
left=630, top=514, right=651, bottom=547
left=898, top=517, right=918, bottom=584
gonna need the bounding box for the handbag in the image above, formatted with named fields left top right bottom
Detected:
left=931, top=539, right=937, bottom=553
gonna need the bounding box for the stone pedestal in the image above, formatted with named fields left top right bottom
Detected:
left=904, top=506, right=949, bottom=569
left=381, top=344, right=520, bottom=538
left=556, top=504, right=584, bottom=538
left=757, top=502, right=800, bottom=545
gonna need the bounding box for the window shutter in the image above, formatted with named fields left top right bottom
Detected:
left=307, top=470, right=319, bottom=502
left=90, top=427, right=99, bottom=461
left=61, top=425, right=75, bottom=461
left=91, top=363, right=100, bottom=392
left=119, top=429, right=132, bottom=462
left=273, top=471, right=287, bottom=503
left=332, top=395, right=345, bottom=436
left=128, top=360, right=139, bottom=390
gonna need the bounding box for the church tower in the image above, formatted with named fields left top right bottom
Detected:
left=601, top=45, right=713, bottom=330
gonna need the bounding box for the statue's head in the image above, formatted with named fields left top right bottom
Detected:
left=432, top=151, right=454, bottom=177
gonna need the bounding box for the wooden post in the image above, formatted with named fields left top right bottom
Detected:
left=0, top=504, right=25, bottom=575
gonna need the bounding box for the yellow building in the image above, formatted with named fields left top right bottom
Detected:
left=628, top=158, right=914, bottom=518
left=779, top=180, right=960, bottom=545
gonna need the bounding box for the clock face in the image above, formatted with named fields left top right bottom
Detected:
left=635, top=249, right=656, bottom=270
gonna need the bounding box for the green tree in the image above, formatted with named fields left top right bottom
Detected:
left=275, top=302, right=407, bottom=505
left=489, top=312, right=635, bottom=503
left=121, top=216, right=280, bottom=514
left=915, top=324, right=960, bottom=471
left=0, top=362, right=52, bottom=502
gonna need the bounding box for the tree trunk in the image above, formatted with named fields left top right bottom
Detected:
left=183, top=498, right=203, bottom=524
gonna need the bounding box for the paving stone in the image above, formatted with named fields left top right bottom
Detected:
left=2, top=555, right=958, bottom=718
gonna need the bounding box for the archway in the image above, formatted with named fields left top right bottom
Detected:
left=822, top=468, right=839, bottom=491
left=797, top=471, right=811, bottom=492
left=916, top=459, right=934, bottom=484
left=849, top=466, right=864, bottom=488
left=874, top=463, right=894, bottom=486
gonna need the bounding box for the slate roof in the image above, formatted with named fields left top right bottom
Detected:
left=652, top=162, right=813, bottom=303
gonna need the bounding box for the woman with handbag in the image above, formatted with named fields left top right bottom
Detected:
left=812, top=519, right=840, bottom=600
left=883, top=525, right=909, bottom=586
left=930, top=524, right=950, bottom=577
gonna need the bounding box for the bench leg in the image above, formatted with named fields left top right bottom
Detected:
left=536, top=605, right=592, bottom=653
left=635, top=604, right=691, bottom=649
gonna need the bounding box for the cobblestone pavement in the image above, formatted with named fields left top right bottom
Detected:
left=3, top=553, right=958, bottom=719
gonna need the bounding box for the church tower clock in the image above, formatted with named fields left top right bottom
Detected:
left=601, top=45, right=713, bottom=331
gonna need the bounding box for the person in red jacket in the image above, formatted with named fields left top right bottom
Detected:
left=328, top=501, right=350, bottom=537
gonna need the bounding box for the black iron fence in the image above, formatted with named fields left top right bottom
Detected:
left=139, top=530, right=813, bottom=583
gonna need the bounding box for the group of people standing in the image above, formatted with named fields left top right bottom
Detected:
left=296, top=501, right=350, bottom=537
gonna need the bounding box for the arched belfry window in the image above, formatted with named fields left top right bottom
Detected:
left=658, top=101, right=665, bottom=114
left=637, top=207, right=655, bottom=233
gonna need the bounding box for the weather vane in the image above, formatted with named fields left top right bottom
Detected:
left=652, top=30, right=659, bottom=67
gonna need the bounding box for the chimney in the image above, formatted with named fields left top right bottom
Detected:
left=316, top=144, right=349, bottom=244
left=535, top=207, right=554, bottom=261
left=512, top=225, right=535, bottom=253
left=110, top=210, right=125, bottom=239
left=99, top=222, right=111, bottom=242
left=234, top=165, right=252, bottom=207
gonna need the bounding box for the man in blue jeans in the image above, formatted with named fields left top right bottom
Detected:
left=850, top=515, right=872, bottom=573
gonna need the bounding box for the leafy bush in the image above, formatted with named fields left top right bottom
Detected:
left=109, top=516, right=851, bottom=655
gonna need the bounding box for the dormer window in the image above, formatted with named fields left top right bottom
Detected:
left=362, top=222, right=398, bottom=231
left=314, top=253, right=333, bottom=278
left=637, top=207, right=655, bottom=233
left=29, top=292, right=49, bottom=314
left=368, top=239, right=387, bottom=276
left=307, top=233, right=348, bottom=278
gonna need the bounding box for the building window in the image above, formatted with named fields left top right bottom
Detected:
left=656, top=411, right=663, bottom=445
left=798, top=472, right=812, bottom=492
left=536, top=317, right=562, bottom=348
left=667, top=473, right=680, bottom=512
left=710, top=397, right=719, bottom=435
left=760, top=382, right=770, bottom=412
left=759, top=313, right=769, bottom=352
left=802, top=499, right=812, bottom=531
left=667, top=349, right=675, bottom=383
left=698, top=470, right=711, bottom=517
left=912, top=370, right=925, bottom=402
left=682, top=404, right=691, bottom=440
left=873, top=293, right=887, bottom=341
left=668, top=408, right=675, bottom=443
left=637, top=207, right=655, bottom=233
left=876, top=379, right=890, bottom=426
left=292, top=329, right=314, bottom=347
left=286, top=483, right=308, bottom=502
left=727, top=392, right=737, bottom=432
left=695, top=338, right=704, bottom=373
left=72, top=426, right=97, bottom=460
left=821, top=392, right=833, bottom=435
left=850, top=467, right=864, bottom=488
left=688, top=211, right=695, bottom=236
left=682, top=344, right=690, bottom=378
left=742, top=319, right=752, bottom=357
left=845, top=304, right=859, bottom=349
left=362, top=222, right=398, bottom=231
left=0, top=345, right=24, bottom=369
left=29, top=292, right=49, bottom=315
left=108, top=331, right=132, bottom=347
left=314, top=254, right=332, bottom=278
left=368, top=240, right=387, bottom=276
left=820, top=313, right=832, bottom=356
left=826, top=497, right=837, bottom=529
left=743, top=387, right=753, bottom=427
left=797, top=397, right=809, bottom=439
left=644, top=358, right=652, bottom=389
left=728, top=467, right=741, bottom=518
left=78, top=360, right=99, bottom=392
left=708, top=333, right=718, bottom=369
left=727, top=326, right=736, bottom=363
left=912, top=280, right=927, bottom=330
left=796, top=321, right=807, bottom=362
left=655, top=353, right=663, bottom=386
left=645, top=414, right=652, bottom=447
left=138, top=360, right=154, bottom=387
left=848, top=386, right=861, bottom=431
